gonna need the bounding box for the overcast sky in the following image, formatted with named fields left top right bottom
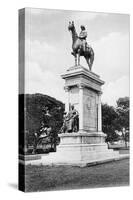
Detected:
left=25, top=8, right=129, bottom=106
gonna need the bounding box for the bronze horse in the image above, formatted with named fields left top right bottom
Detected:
left=68, top=21, right=94, bottom=70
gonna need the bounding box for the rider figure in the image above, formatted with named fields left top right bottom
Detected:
left=79, top=25, right=87, bottom=52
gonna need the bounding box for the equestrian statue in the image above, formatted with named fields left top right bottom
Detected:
left=68, top=21, right=94, bottom=71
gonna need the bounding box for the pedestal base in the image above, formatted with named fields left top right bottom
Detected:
left=40, top=132, right=120, bottom=166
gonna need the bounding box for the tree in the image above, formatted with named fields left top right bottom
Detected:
left=19, top=93, right=65, bottom=153
left=115, top=97, right=129, bottom=147
left=102, top=103, right=119, bottom=142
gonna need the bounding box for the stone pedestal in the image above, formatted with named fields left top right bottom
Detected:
left=62, top=66, right=104, bottom=132
left=55, top=133, right=119, bottom=166
left=43, top=66, right=120, bottom=166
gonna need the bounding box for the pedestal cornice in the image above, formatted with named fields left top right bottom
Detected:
left=61, top=65, right=104, bottom=92
left=61, top=65, right=104, bottom=84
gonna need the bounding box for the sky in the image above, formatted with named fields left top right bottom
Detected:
left=25, top=8, right=129, bottom=106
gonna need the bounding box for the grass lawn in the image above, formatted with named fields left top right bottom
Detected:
left=23, top=158, right=129, bottom=192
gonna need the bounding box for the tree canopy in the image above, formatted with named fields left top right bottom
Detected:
left=102, top=103, right=119, bottom=142
left=102, top=97, right=129, bottom=144
left=19, top=93, right=65, bottom=149
left=115, top=97, right=129, bottom=144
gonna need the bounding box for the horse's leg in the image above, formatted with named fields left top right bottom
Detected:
left=77, top=48, right=81, bottom=66
left=89, top=48, right=94, bottom=70
left=85, top=56, right=91, bottom=70
left=89, top=54, right=94, bottom=71
left=75, top=54, right=77, bottom=66
left=77, top=51, right=80, bottom=65
left=78, top=53, right=80, bottom=65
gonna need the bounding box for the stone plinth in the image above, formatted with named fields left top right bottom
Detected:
left=59, top=132, right=106, bottom=144
left=39, top=133, right=119, bottom=166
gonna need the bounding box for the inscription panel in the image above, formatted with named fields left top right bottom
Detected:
left=83, top=88, right=98, bottom=131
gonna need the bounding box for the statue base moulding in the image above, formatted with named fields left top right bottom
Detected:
left=39, top=132, right=120, bottom=167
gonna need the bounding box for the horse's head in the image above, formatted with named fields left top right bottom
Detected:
left=68, top=21, right=75, bottom=32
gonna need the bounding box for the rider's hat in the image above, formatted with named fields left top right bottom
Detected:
left=80, top=25, right=85, bottom=30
